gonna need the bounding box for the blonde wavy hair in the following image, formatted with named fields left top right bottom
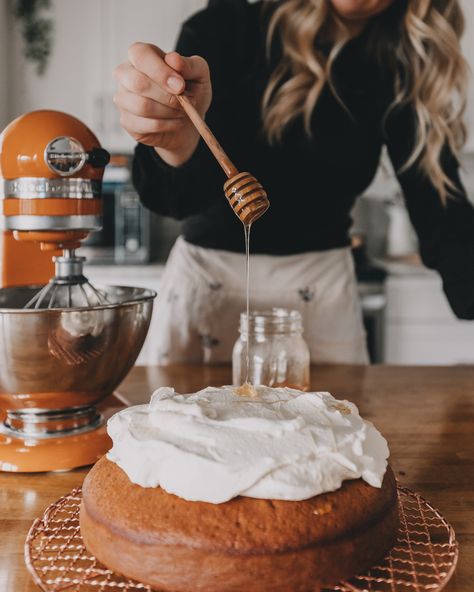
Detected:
left=262, top=0, right=468, bottom=201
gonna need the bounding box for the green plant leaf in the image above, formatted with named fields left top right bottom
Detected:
left=12, top=0, right=54, bottom=76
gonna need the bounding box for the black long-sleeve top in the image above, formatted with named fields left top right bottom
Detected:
left=133, top=0, right=474, bottom=319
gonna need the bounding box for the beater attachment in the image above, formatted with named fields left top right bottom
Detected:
left=24, top=249, right=110, bottom=309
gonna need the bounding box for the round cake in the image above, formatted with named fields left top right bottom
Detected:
left=80, top=386, right=399, bottom=592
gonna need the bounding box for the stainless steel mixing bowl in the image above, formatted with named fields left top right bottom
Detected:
left=0, top=285, right=156, bottom=411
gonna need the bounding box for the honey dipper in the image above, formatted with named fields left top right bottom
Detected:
left=176, top=94, right=269, bottom=225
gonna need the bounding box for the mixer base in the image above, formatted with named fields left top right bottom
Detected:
left=0, top=394, right=125, bottom=472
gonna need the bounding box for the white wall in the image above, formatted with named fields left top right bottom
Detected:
left=4, top=0, right=206, bottom=150
left=0, top=0, right=10, bottom=130
left=97, top=0, right=207, bottom=150
left=461, top=0, right=474, bottom=152
left=7, top=0, right=99, bottom=127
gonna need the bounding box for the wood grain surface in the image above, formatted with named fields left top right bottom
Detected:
left=1, top=364, right=473, bottom=592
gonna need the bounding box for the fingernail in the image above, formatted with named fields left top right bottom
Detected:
left=167, top=76, right=182, bottom=92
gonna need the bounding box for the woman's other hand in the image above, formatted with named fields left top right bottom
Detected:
left=114, top=43, right=212, bottom=166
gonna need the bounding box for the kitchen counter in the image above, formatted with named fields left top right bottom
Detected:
left=1, top=364, right=473, bottom=591
left=84, top=262, right=165, bottom=281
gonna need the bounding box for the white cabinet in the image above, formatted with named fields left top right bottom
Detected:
left=385, top=271, right=474, bottom=364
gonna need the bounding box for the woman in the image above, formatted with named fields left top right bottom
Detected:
left=114, top=0, right=474, bottom=365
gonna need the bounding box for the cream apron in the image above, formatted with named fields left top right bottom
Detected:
left=151, top=237, right=369, bottom=365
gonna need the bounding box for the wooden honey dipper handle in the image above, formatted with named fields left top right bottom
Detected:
left=176, top=94, right=238, bottom=179
left=177, top=93, right=269, bottom=225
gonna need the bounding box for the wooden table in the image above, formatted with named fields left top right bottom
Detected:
left=1, top=365, right=474, bottom=592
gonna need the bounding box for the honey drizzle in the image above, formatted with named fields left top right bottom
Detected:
left=234, top=222, right=258, bottom=397
left=234, top=382, right=258, bottom=397
left=244, top=222, right=252, bottom=385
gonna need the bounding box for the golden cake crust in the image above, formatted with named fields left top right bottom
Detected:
left=80, top=457, right=399, bottom=591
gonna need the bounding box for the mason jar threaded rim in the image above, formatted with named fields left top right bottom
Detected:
left=239, top=308, right=304, bottom=335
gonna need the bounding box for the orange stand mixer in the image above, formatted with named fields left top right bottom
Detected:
left=0, top=110, right=156, bottom=472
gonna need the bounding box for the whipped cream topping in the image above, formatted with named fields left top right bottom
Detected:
left=107, top=386, right=389, bottom=504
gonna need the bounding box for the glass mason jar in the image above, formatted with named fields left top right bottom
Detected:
left=232, top=308, right=310, bottom=390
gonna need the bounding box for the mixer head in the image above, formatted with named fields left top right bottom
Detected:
left=0, top=111, right=158, bottom=473
left=0, top=110, right=110, bottom=303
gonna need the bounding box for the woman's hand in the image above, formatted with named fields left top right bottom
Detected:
left=113, top=43, right=212, bottom=166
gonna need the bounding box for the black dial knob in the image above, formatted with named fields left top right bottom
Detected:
left=87, top=147, right=110, bottom=168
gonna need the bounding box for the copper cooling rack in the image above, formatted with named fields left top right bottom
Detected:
left=25, top=486, right=458, bottom=592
